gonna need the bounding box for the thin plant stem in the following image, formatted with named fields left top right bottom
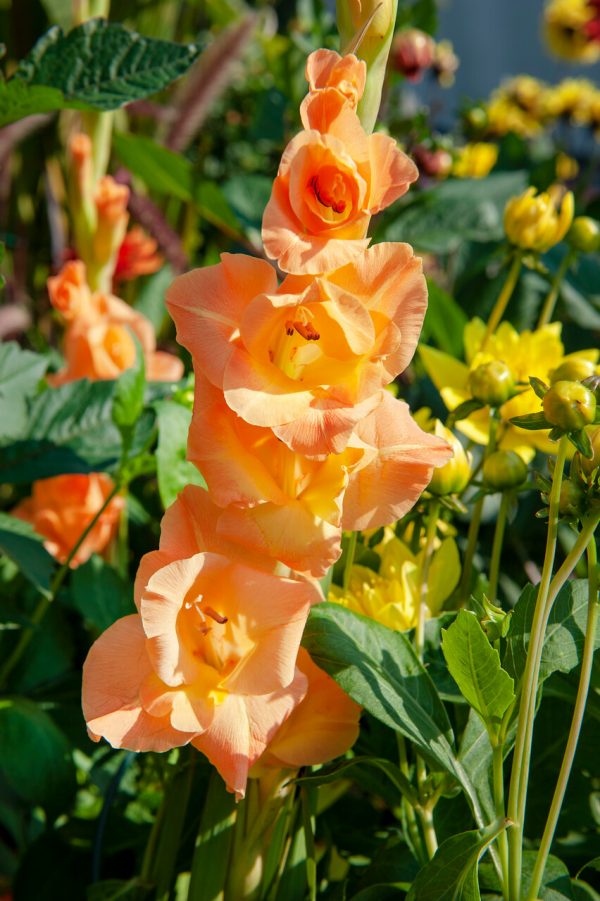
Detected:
left=488, top=491, right=510, bottom=605
left=0, top=480, right=122, bottom=689
left=492, top=741, right=510, bottom=901
left=460, top=416, right=499, bottom=602
left=526, top=535, right=598, bottom=901
left=397, top=734, right=427, bottom=864
left=506, top=436, right=569, bottom=901
left=537, top=250, right=574, bottom=328
left=416, top=498, right=440, bottom=660
left=483, top=253, right=523, bottom=348
left=343, top=531, right=358, bottom=591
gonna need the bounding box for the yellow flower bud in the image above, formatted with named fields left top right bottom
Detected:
left=452, top=142, right=498, bottom=179
left=567, top=216, right=600, bottom=253
left=468, top=360, right=515, bottom=407
left=504, top=186, right=574, bottom=253
left=428, top=422, right=471, bottom=496
left=543, top=380, right=597, bottom=431
left=483, top=450, right=527, bottom=491
left=550, top=357, right=597, bottom=384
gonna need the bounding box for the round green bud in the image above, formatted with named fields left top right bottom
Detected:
left=567, top=216, right=600, bottom=253
left=428, top=422, right=471, bottom=496
left=577, top=427, right=600, bottom=479
left=464, top=106, right=488, bottom=133
left=468, top=360, right=515, bottom=407
left=550, top=358, right=596, bottom=384
left=542, top=380, right=597, bottom=431
left=558, top=479, right=586, bottom=518
left=483, top=450, right=528, bottom=491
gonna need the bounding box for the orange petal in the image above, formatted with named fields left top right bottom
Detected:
left=367, top=132, right=418, bottom=214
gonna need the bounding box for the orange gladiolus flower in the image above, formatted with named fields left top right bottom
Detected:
left=167, top=244, right=427, bottom=456
left=188, top=376, right=356, bottom=576
left=257, top=648, right=361, bottom=769
left=262, top=94, right=418, bottom=273
left=303, top=49, right=367, bottom=110
left=48, top=262, right=183, bottom=383
left=83, top=549, right=319, bottom=797
left=114, top=226, right=163, bottom=284
left=12, top=473, right=124, bottom=567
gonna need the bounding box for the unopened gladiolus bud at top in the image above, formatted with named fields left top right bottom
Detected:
left=392, top=29, right=435, bottom=81
left=504, top=186, right=574, bottom=253
left=12, top=474, right=124, bottom=567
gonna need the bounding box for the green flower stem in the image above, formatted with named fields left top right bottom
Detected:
left=416, top=498, right=440, bottom=660
left=0, top=479, right=122, bottom=690
left=526, top=534, right=598, bottom=901
left=397, top=734, right=427, bottom=864
left=343, top=530, right=358, bottom=591
left=506, top=436, right=568, bottom=901
left=460, top=416, right=499, bottom=602
left=536, top=250, right=574, bottom=329
left=492, top=740, right=510, bottom=901
left=488, top=491, right=510, bottom=605
left=483, top=252, right=523, bottom=348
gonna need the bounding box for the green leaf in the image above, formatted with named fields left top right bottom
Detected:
left=568, top=429, right=593, bottom=459
left=0, top=342, right=49, bottom=443
left=458, top=711, right=496, bottom=823
left=422, top=279, right=468, bottom=357
left=112, top=338, right=146, bottom=434
left=0, top=698, right=76, bottom=816
left=196, top=182, right=243, bottom=235
left=69, top=555, right=134, bottom=632
left=187, top=772, right=236, bottom=901
left=0, top=79, right=65, bottom=128
left=521, top=852, right=574, bottom=901
left=302, top=604, right=485, bottom=823
left=155, top=400, right=206, bottom=510
left=378, top=172, right=528, bottom=254
left=441, top=611, right=515, bottom=736
left=222, top=174, right=272, bottom=234
left=530, top=377, right=549, bottom=400
left=406, top=825, right=503, bottom=901
left=134, top=265, right=174, bottom=334
left=449, top=398, right=485, bottom=423
left=293, top=756, right=418, bottom=806
left=113, top=132, right=193, bottom=203
left=0, top=379, right=154, bottom=483
left=504, top=580, right=599, bottom=686
left=509, top=412, right=552, bottom=430
left=0, top=512, right=55, bottom=596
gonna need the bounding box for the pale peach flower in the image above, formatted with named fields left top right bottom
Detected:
left=303, top=49, right=367, bottom=110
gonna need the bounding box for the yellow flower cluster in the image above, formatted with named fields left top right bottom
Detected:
left=420, top=318, right=599, bottom=460
left=330, top=532, right=460, bottom=631
left=543, top=0, right=600, bottom=63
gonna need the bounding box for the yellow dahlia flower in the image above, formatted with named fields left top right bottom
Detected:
left=453, top=142, right=499, bottom=179
left=504, top=186, right=574, bottom=253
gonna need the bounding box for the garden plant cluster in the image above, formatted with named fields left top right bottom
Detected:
left=0, top=0, right=599, bottom=899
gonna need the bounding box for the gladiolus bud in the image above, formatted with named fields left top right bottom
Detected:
left=90, top=176, right=130, bottom=292
left=428, top=422, right=471, bottom=495
left=483, top=450, right=527, bottom=491
left=567, top=216, right=600, bottom=253
left=392, top=29, right=435, bottom=81
left=504, top=186, right=574, bottom=253
left=468, top=360, right=515, bottom=407
left=542, top=380, right=597, bottom=431
left=413, top=144, right=453, bottom=179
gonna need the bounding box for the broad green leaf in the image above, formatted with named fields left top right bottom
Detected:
left=302, top=604, right=485, bottom=823
left=187, top=772, right=236, bottom=901
left=0, top=512, right=55, bottom=596
left=520, top=852, right=574, bottom=901
left=406, top=825, right=503, bottom=901
left=155, top=400, right=206, bottom=509
left=0, top=80, right=65, bottom=128
left=222, top=174, right=272, bottom=234
left=378, top=172, right=528, bottom=254
left=113, top=132, right=193, bottom=203
left=422, top=279, right=467, bottom=357
left=0, top=379, right=155, bottom=483
left=441, top=611, right=514, bottom=735
left=40, top=0, right=73, bottom=29
left=0, top=698, right=76, bottom=816
left=196, top=182, right=243, bottom=235
left=457, top=711, right=495, bottom=823
left=504, top=581, right=599, bottom=686
left=112, top=338, right=146, bottom=434
left=0, top=342, right=49, bottom=443
left=134, top=265, right=174, bottom=334
left=293, top=756, right=418, bottom=805
left=69, top=555, right=134, bottom=632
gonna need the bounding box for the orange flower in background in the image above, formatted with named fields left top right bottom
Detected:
left=12, top=473, right=124, bottom=567
left=83, top=550, right=318, bottom=797
left=48, top=261, right=183, bottom=383
left=114, top=226, right=163, bottom=284
left=303, top=49, right=367, bottom=110
left=256, top=648, right=361, bottom=769
left=168, top=244, right=427, bottom=456
left=262, top=93, right=418, bottom=273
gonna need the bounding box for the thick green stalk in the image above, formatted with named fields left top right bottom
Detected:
left=506, top=436, right=569, bottom=901
left=492, top=740, right=510, bottom=900
left=536, top=250, right=574, bottom=329
left=526, top=535, right=598, bottom=901
left=0, top=480, right=122, bottom=689
left=483, top=253, right=523, bottom=348
left=488, top=491, right=510, bottom=605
